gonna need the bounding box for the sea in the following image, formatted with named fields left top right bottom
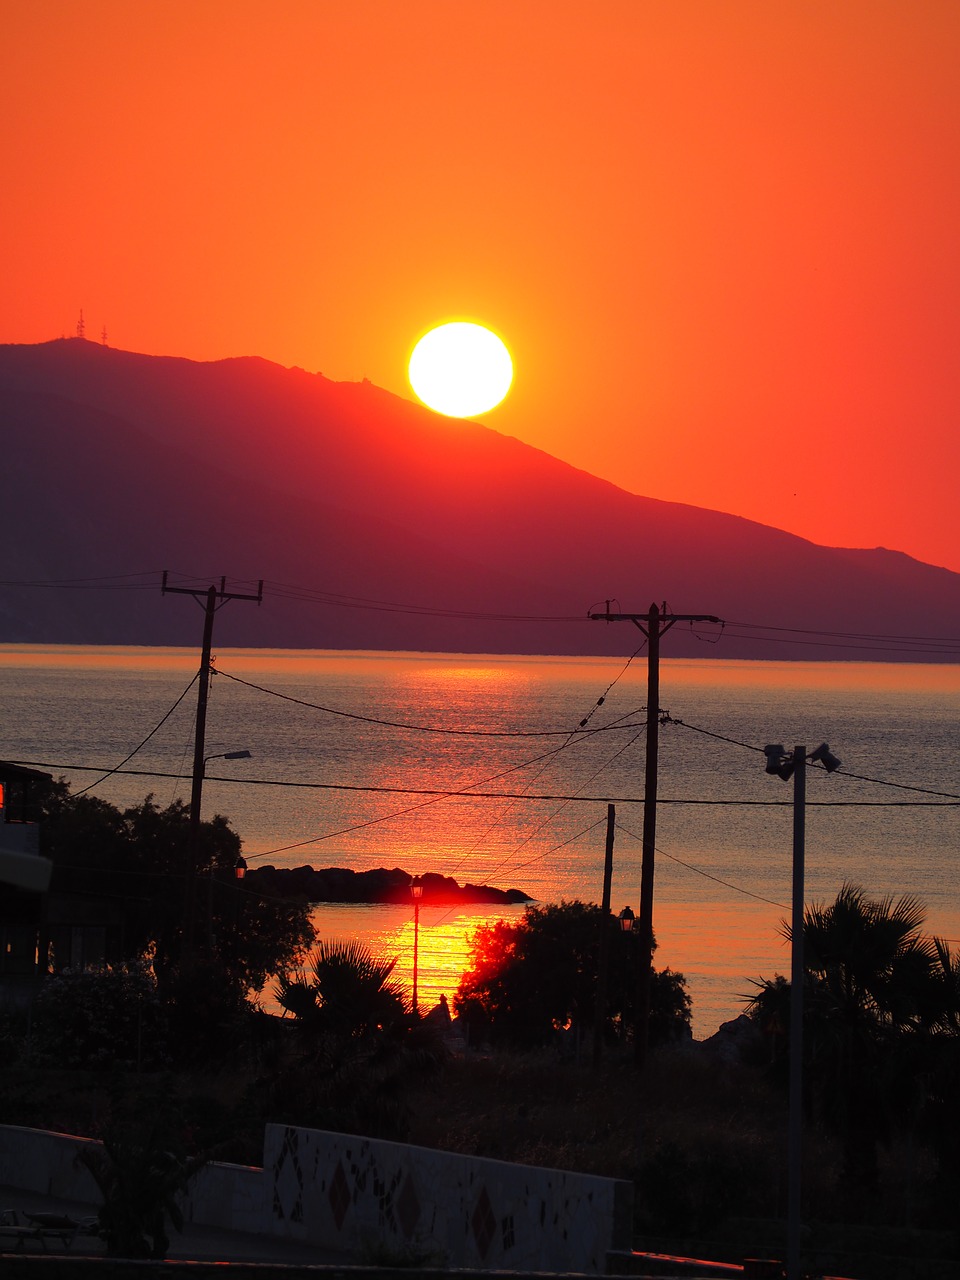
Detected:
left=2, top=645, right=958, bottom=1040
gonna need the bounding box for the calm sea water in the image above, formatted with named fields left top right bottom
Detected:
left=2, top=645, right=959, bottom=1038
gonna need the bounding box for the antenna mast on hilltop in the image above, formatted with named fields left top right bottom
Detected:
left=101, top=324, right=108, bottom=346
left=76, top=309, right=85, bottom=339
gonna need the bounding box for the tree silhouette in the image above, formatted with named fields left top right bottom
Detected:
left=267, top=940, right=444, bottom=1139
left=454, top=900, right=690, bottom=1051
left=747, top=882, right=957, bottom=1206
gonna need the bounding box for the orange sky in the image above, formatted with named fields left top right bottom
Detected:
left=4, top=2, right=960, bottom=571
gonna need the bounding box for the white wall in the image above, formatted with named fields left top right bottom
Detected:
left=0, top=1122, right=633, bottom=1273
left=264, top=1123, right=633, bottom=1271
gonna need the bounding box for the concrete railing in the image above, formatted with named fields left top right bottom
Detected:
left=0, top=1123, right=632, bottom=1273
left=263, top=1123, right=633, bottom=1271
left=0, top=1126, right=102, bottom=1202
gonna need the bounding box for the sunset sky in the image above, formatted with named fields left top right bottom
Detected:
left=4, top=2, right=960, bottom=572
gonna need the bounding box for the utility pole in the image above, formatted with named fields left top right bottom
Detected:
left=162, top=573, right=263, bottom=964
left=592, top=803, right=616, bottom=1067
left=590, top=602, right=721, bottom=1065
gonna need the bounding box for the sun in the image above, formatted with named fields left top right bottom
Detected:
left=408, top=322, right=513, bottom=417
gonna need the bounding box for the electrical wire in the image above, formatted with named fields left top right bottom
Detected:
left=0, top=571, right=162, bottom=590
left=3, top=571, right=959, bottom=655
left=443, top=643, right=649, bottom=883
left=666, top=716, right=960, bottom=800
left=11, top=760, right=958, bottom=808
left=211, top=664, right=643, bottom=738
left=471, top=725, right=647, bottom=890
left=615, top=821, right=790, bottom=910
left=245, top=711, right=646, bottom=860
left=69, top=672, right=200, bottom=796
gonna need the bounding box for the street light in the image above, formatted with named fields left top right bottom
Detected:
left=204, top=749, right=252, bottom=769
left=618, top=906, right=635, bottom=933
left=763, top=741, right=840, bottom=1280
left=200, top=750, right=252, bottom=953
left=410, top=875, right=423, bottom=1016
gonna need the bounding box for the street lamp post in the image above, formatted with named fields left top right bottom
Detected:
left=200, top=750, right=252, bottom=954
left=763, top=741, right=840, bottom=1280
left=410, top=876, right=423, bottom=1016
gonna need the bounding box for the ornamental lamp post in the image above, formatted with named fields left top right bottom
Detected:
left=410, top=876, right=423, bottom=1016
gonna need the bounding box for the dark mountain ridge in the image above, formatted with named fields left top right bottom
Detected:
left=1, top=338, right=957, bottom=660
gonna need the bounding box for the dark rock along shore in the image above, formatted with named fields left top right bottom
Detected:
left=243, top=864, right=532, bottom=906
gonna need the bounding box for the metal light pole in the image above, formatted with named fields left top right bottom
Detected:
left=201, top=750, right=252, bottom=953
left=764, top=741, right=840, bottom=1280
left=410, top=875, right=423, bottom=1016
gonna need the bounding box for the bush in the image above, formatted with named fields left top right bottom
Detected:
left=29, top=964, right=167, bottom=1069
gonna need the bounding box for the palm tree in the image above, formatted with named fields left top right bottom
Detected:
left=274, top=939, right=408, bottom=1039
left=930, top=936, right=960, bottom=1034
left=270, top=939, right=445, bottom=1139
left=801, top=885, right=939, bottom=1194
left=801, top=883, right=935, bottom=1029
left=747, top=884, right=941, bottom=1200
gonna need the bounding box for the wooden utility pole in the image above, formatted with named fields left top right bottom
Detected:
left=590, top=602, right=721, bottom=1065
left=162, top=573, right=263, bottom=963
left=592, top=803, right=616, bottom=1067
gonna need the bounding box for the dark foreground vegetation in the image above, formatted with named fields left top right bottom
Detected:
left=1, top=1043, right=957, bottom=1278
left=2, top=782, right=959, bottom=1277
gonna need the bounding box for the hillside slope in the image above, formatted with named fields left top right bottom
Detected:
left=1, top=339, right=957, bottom=659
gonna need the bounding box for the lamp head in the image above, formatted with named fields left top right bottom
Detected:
left=410, top=875, right=423, bottom=902
left=810, top=743, right=841, bottom=772
left=763, top=744, right=795, bottom=781
left=618, top=906, right=635, bottom=932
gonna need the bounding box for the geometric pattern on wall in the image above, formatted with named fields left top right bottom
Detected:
left=272, top=1126, right=304, bottom=1224
left=396, top=1172, right=422, bottom=1240
left=328, top=1159, right=351, bottom=1231
left=263, top=1122, right=630, bottom=1273
left=471, top=1184, right=496, bottom=1258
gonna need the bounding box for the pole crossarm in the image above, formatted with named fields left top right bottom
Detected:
left=588, top=608, right=722, bottom=632
left=162, top=571, right=264, bottom=606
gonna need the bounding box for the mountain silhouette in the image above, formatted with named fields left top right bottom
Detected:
left=1, top=337, right=957, bottom=660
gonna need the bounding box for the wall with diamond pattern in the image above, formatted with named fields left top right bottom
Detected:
left=264, top=1123, right=632, bottom=1272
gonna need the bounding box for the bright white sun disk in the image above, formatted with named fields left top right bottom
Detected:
left=408, top=322, right=513, bottom=417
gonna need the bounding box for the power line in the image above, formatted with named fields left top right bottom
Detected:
left=10, top=761, right=959, bottom=808
left=666, top=717, right=960, bottom=800
left=727, top=617, right=960, bottom=646
left=1, top=571, right=959, bottom=655
left=251, top=709, right=647, bottom=859
left=615, top=822, right=789, bottom=910
left=71, top=672, right=200, bottom=796
left=0, top=572, right=162, bottom=590
left=212, top=665, right=643, bottom=738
